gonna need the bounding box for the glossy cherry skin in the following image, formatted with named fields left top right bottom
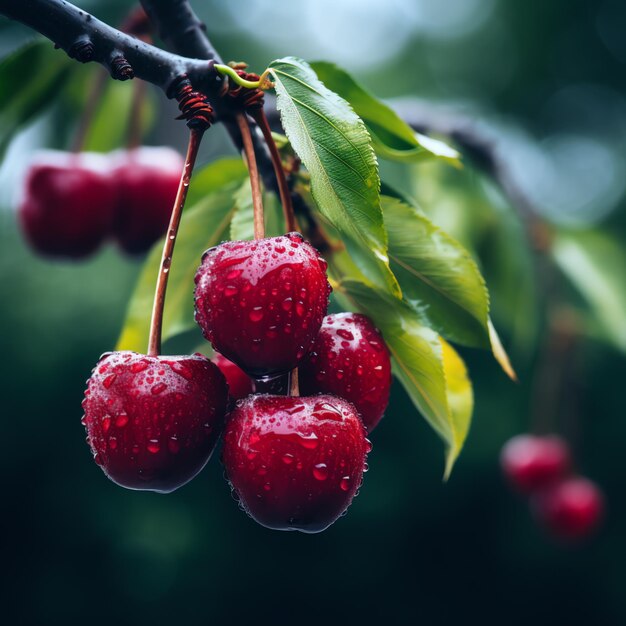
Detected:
left=82, top=351, right=228, bottom=493
left=300, top=313, right=391, bottom=432
left=500, top=434, right=571, bottom=493
left=194, top=233, right=331, bottom=378
left=112, top=147, right=183, bottom=254
left=531, top=477, right=605, bottom=539
left=18, top=151, right=118, bottom=259
left=211, top=353, right=254, bottom=401
left=222, top=394, right=370, bottom=533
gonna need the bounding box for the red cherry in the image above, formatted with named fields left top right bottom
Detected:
left=500, top=434, right=571, bottom=493
left=211, top=353, right=254, bottom=401
left=222, top=394, right=370, bottom=533
left=300, top=313, right=391, bottom=432
left=82, top=351, right=228, bottom=493
left=112, top=147, right=183, bottom=254
left=18, top=151, right=117, bottom=259
left=194, top=233, right=331, bottom=377
left=531, top=476, right=605, bottom=539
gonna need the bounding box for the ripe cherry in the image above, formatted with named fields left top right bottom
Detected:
left=500, top=434, right=571, bottom=493
left=82, top=351, right=228, bottom=493
left=531, top=477, right=605, bottom=539
left=300, top=313, right=391, bottom=432
left=194, top=233, right=331, bottom=378
left=222, top=394, right=370, bottom=533
left=112, top=147, right=183, bottom=254
left=211, top=353, right=254, bottom=401
left=18, top=150, right=117, bottom=259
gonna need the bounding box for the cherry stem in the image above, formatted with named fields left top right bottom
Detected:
left=214, top=64, right=272, bottom=89
left=236, top=112, right=265, bottom=239
left=289, top=368, right=300, bottom=397
left=71, top=68, right=108, bottom=153
left=126, top=77, right=147, bottom=150
left=251, top=109, right=298, bottom=233
left=147, top=128, right=204, bottom=356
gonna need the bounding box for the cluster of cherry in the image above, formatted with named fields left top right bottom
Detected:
left=501, top=434, right=604, bottom=540
left=82, top=232, right=391, bottom=533
left=18, top=146, right=182, bottom=258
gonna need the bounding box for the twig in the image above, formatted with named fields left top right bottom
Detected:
left=148, top=128, right=204, bottom=355
left=236, top=113, right=265, bottom=240
left=251, top=109, right=298, bottom=232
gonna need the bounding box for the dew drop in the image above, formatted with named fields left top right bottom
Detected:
left=151, top=383, right=167, bottom=395
left=108, top=437, right=117, bottom=450
left=168, top=436, right=180, bottom=454
left=102, top=374, right=117, bottom=389
left=365, top=438, right=373, bottom=453
left=249, top=307, right=264, bottom=322
left=340, top=476, right=351, bottom=491
left=115, top=413, right=129, bottom=428
left=130, top=361, right=148, bottom=374
left=282, top=453, right=295, bottom=465
left=224, top=285, right=238, bottom=297
left=313, top=463, right=329, bottom=481
left=147, top=440, right=160, bottom=454
left=102, top=416, right=111, bottom=433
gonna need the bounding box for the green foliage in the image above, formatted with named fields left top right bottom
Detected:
left=310, top=61, right=460, bottom=164
left=552, top=229, right=626, bottom=353
left=0, top=40, right=73, bottom=156
left=338, top=279, right=473, bottom=476
left=269, top=56, right=401, bottom=297
left=382, top=194, right=490, bottom=348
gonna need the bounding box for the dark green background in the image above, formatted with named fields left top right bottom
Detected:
left=1, top=0, right=625, bottom=624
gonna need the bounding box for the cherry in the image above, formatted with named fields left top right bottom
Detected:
left=82, top=350, right=228, bottom=493
left=111, top=147, right=183, bottom=254
left=222, top=394, right=370, bottom=533
left=300, top=313, right=391, bottom=432
left=18, top=150, right=118, bottom=259
left=500, top=434, right=571, bottom=493
left=211, top=353, right=254, bottom=401
left=531, top=477, right=605, bottom=539
left=194, top=233, right=331, bottom=378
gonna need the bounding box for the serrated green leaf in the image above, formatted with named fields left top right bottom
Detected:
left=230, top=183, right=286, bottom=241
left=310, top=61, right=459, bottom=165
left=383, top=194, right=490, bottom=348
left=0, top=40, right=73, bottom=158
left=117, top=158, right=247, bottom=352
left=340, top=279, right=472, bottom=473
left=552, top=229, right=626, bottom=352
left=268, top=56, right=400, bottom=297
left=441, top=339, right=473, bottom=479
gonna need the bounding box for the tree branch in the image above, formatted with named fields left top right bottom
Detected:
left=140, top=0, right=277, bottom=192
left=0, top=0, right=209, bottom=92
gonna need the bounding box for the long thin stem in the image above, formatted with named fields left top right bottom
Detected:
left=252, top=109, right=298, bottom=233
left=148, top=128, right=204, bottom=356
left=236, top=113, right=265, bottom=240
left=289, top=368, right=300, bottom=397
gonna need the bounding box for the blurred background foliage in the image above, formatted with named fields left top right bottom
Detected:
left=1, top=0, right=625, bottom=623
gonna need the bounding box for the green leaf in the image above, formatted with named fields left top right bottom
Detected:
left=268, top=56, right=400, bottom=297
left=552, top=229, right=626, bottom=352
left=383, top=194, right=490, bottom=348
left=230, top=183, right=286, bottom=241
left=339, top=279, right=470, bottom=474
left=0, top=40, right=73, bottom=157
left=81, top=77, right=156, bottom=152
left=310, top=61, right=460, bottom=164
left=117, top=158, right=248, bottom=351
left=441, top=339, right=473, bottom=478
